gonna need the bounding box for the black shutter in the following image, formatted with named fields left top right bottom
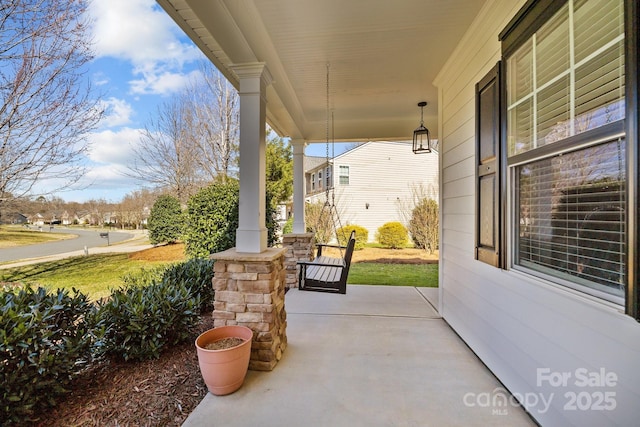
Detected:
left=475, top=62, right=503, bottom=267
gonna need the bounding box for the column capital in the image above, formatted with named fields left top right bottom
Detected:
left=290, top=139, right=307, bottom=154
left=230, top=62, right=273, bottom=87
left=290, top=138, right=307, bottom=146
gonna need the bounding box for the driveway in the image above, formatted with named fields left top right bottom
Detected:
left=0, top=227, right=143, bottom=264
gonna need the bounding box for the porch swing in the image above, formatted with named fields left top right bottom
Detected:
left=297, top=64, right=356, bottom=295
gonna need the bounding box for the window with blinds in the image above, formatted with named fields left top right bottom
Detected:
left=506, top=0, right=626, bottom=301
left=517, top=139, right=625, bottom=297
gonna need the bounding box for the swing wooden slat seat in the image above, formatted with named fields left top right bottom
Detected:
left=298, top=231, right=356, bottom=294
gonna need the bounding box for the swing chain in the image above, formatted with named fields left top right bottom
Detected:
left=325, top=63, right=330, bottom=205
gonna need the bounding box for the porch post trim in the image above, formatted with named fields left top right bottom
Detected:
left=231, top=62, right=273, bottom=253
left=291, top=139, right=307, bottom=233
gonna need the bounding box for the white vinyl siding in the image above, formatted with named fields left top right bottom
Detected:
left=434, top=0, right=640, bottom=426
left=306, top=141, right=438, bottom=242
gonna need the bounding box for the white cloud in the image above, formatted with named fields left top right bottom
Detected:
left=129, top=69, right=200, bottom=96
left=88, top=0, right=197, bottom=65
left=84, top=164, right=134, bottom=187
left=87, top=0, right=202, bottom=96
left=93, top=71, right=110, bottom=86
left=99, top=97, right=134, bottom=128
left=87, top=128, right=144, bottom=165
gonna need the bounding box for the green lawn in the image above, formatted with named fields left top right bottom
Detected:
left=0, top=254, right=172, bottom=300
left=348, top=263, right=438, bottom=287
left=0, top=252, right=438, bottom=301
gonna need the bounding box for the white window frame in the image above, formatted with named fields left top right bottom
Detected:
left=339, top=165, right=350, bottom=185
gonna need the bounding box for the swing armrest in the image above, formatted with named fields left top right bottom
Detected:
left=316, top=243, right=347, bottom=249
left=315, top=231, right=356, bottom=256
left=315, top=243, right=346, bottom=257
left=298, top=260, right=346, bottom=268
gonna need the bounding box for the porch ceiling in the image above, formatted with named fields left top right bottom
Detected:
left=157, top=0, right=485, bottom=142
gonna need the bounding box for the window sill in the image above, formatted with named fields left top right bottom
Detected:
left=507, top=266, right=625, bottom=316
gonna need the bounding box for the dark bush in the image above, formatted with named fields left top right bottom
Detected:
left=95, top=279, right=199, bottom=362
left=0, top=286, right=95, bottom=424
left=337, top=225, right=368, bottom=250
left=184, top=179, right=279, bottom=258
left=122, top=259, right=215, bottom=314
left=162, top=259, right=215, bottom=313
left=147, top=194, right=184, bottom=245
left=376, top=222, right=409, bottom=249
left=184, top=181, right=239, bottom=258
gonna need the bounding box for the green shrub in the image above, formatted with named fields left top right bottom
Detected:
left=336, top=225, right=368, bottom=250
left=162, top=259, right=215, bottom=313
left=184, top=181, right=239, bottom=258
left=184, top=180, right=279, bottom=258
left=282, top=216, right=293, bottom=234
left=95, top=280, right=199, bottom=362
left=122, top=259, right=215, bottom=314
left=376, top=222, right=408, bottom=249
left=147, top=195, right=184, bottom=245
left=0, top=286, right=96, bottom=423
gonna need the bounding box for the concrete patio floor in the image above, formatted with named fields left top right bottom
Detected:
left=183, top=285, right=537, bottom=426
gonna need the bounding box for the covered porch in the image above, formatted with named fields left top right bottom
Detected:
left=183, top=286, right=536, bottom=426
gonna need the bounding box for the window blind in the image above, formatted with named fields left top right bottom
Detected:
left=517, top=139, right=626, bottom=297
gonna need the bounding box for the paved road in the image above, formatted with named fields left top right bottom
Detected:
left=0, top=227, right=135, bottom=263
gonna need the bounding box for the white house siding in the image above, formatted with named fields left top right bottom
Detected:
left=307, top=141, right=438, bottom=242
left=434, top=1, right=640, bottom=426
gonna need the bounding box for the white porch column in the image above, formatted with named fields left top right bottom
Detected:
left=231, top=63, right=273, bottom=253
left=291, top=139, right=307, bottom=233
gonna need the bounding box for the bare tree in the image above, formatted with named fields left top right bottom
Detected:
left=127, top=98, right=201, bottom=204
left=186, top=62, right=239, bottom=180
left=117, top=188, right=158, bottom=229
left=82, top=198, right=112, bottom=226
left=0, top=0, right=103, bottom=205
left=127, top=62, right=241, bottom=202
left=397, top=183, right=439, bottom=253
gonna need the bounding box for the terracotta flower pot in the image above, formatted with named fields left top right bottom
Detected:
left=195, top=325, right=253, bottom=395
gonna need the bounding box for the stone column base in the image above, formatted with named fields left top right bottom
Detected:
left=282, top=233, right=315, bottom=289
left=210, top=247, right=287, bottom=371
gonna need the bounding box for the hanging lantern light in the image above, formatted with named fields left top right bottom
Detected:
left=412, top=101, right=431, bottom=154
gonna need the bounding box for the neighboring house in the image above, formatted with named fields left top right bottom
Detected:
left=1, top=213, right=28, bottom=225
left=60, top=210, right=80, bottom=225
left=28, top=213, right=44, bottom=226
left=305, top=141, right=438, bottom=241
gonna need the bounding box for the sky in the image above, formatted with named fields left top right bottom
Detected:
left=46, top=0, right=346, bottom=204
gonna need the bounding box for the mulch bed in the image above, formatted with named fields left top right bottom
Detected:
left=42, top=316, right=215, bottom=427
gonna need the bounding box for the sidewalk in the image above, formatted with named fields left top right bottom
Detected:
left=183, top=286, right=536, bottom=427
